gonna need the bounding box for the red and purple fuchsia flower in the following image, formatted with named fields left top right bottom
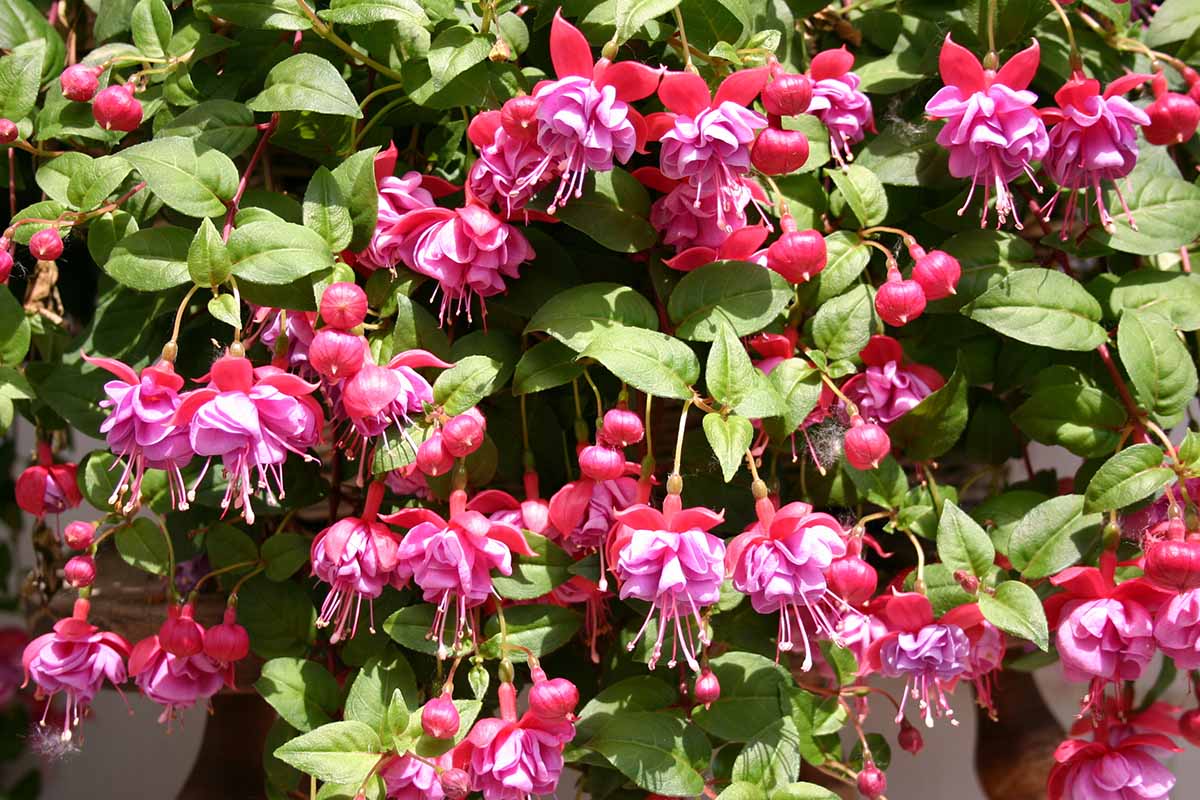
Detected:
left=806, top=47, right=875, bottom=165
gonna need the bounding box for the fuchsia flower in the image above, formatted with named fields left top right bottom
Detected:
left=356, top=143, right=459, bottom=271
left=384, top=493, right=535, bottom=657
left=339, top=349, right=449, bottom=440
left=453, top=712, right=575, bottom=799
left=664, top=224, right=769, bottom=272
left=311, top=481, right=404, bottom=643
left=381, top=753, right=448, bottom=800
left=257, top=308, right=316, bottom=376
left=638, top=166, right=765, bottom=254
left=840, top=336, right=943, bottom=425
left=925, top=36, right=1049, bottom=228
left=548, top=472, right=639, bottom=557
left=468, top=112, right=557, bottom=217
left=1152, top=588, right=1200, bottom=668
left=806, top=47, right=875, bottom=164
left=84, top=354, right=194, bottom=511
left=15, top=445, right=81, bottom=522
left=22, top=599, right=129, bottom=741
left=725, top=497, right=851, bottom=667
left=1048, top=734, right=1178, bottom=800
left=1040, top=71, right=1151, bottom=237
left=173, top=354, right=322, bottom=523
left=942, top=603, right=1006, bottom=718
left=606, top=494, right=726, bottom=671
left=128, top=633, right=228, bottom=726
left=386, top=463, right=434, bottom=500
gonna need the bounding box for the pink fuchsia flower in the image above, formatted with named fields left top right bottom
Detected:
left=942, top=603, right=1005, bottom=718
left=468, top=486, right=551, bottom=538
left=548, top=472, right=640, bottom=558
left=381, top=753, right=448, bottom=800
left=386, top=463, right=435, bottom=500
left=664, top=224, right=769, bottom=272
left=607, top=494, right=726, bottom=671
left=22, top=598, right=130, bottom=741
left=339, top=349, right=450, bottom=442
left=453, top=711, right=575, bottom=799
left=1040, top=71, right=1151, bottom=237
left=840, top=335, right=943, bottom=425
left=15, top=443, right=81, bottom=521
left=83, top=354, right=194, bottom=511
left=467, top=111, right=558, bottom=218
left=127, top=633, right=228, bottom=726
left=637, top=166, right=767, bottom=254
left=393, top=203, right=535, bottom=323
left=725, top=497, right=851, bottom=668
left=311, top=481, right=404, bottom=643
left=836, top=611, right=889, bottom=676
left=1152, top=588, right=1200, bottom=668
left=1048, top=734, right=1178, bottom=800
left=173, top=354, right=322, bottom=524
left=383, top=492, right=535, bottom=657
left=256, top=308, right=316, bottom=376
left=516, top=11, right=662, bottom=213
left=805, top=47, right=876, bottom=165
left=924, top=36, right=1049, bottom=228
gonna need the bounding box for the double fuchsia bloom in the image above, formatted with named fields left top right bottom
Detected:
left=127, top=632, right=228, bottom=726
left=257, top=307, right=316, bottom=377
left=15, top=444, right=81, bottom=521
left=467, top=112, right=558, bottom=218
left=311, top=481, right=404, bottom=643
left=516, top=11, right=661, bottom=212
left=664, top=224, right=769, bottom=272
left=548, top=469, right=639, bottom=558
left=381, top=753, right=449, bottom=800
left=1152, top=588, right=1200, bottom=668
left=83, top=354, right=194, bottom=511
left=925, top=36, right=1049, bottom=228
left=22, top=598, right=129, bottom=741
left=725, top=497, right=851, bottom=668
left=941, top=603, right=1006, bottom=718
left=866, top=592, right=970, bottom=727
left=607, top=494, right=726, bottom=671
left=340, top=349, right=449, bottom=440
left=1040, top=71, right=1151, bottom=237
left=173, top=354, right=322, bottom=524
left=806, top=47, right=875, bottom=164
left=840, top=336, right=944, bottom=426
left=636, top=166, right=764, bottom=254
left=1048, top=734, right=1178, bottom=800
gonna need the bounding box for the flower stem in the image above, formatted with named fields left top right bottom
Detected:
left=294, top=0, right=405, bottom=83
left=352, top=95, right=409, bottom=150
left=228, top=565, right=266, bottom=599
left=223, top=113, right=278, bottom=240
left=986, top=0, right=998, bottom=57
left=1049, top=0, right=1081, bottom=68
left=1096, top=342, right=1148, bottom=440
left=582, top=367, right=604, bottom=426
left=673, top=398, right=693, bottom=477
left=189, top=560, right=261, bottom=595
left=672, top=7, right=696, bottom=74
left=168, top=285, right=201, bottom=349
left=903, top=528, right=926, bottom=593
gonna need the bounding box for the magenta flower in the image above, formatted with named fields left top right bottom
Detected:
left=548, top=474, right=639, bottom=556
left=1056, top=597, right=1155, bottom=683
left=1049, top=735, right=1179, bottom=800
left=468, top=488, right=551, bottom=537
left=386, top=463, right=434, bottom=500
left=640, top=166, right=766, bottom=255
left=22, top=599, right=129, bottom=741
left=15, top=449, right=81, bottom=522
left=257, top=307, right=316, bottom=377
left=467, top=112, right=557, bottom=217
left=924, top=36, right=1049, bottom=228
left=665, top=224, right=769, bottom=273
left=356, top=143, right=458, bottom=271
left=381, top=753, right=447, bottom=800
left=1040, top=71, right=1151, bottom=237
left=840, top=336, right=944, bottom=425
left=725, top=499, right=849, bottom=668
left=83, top=354, right=194, bottom=511
left=607, top=495, right=726, bottom=671
left=339, top=349, right=449, bottom=440
left=454, top=713, right=575, bottom=799
left=128, top=634, right=228, bottom=726
left=1153, top=589, right=1200, bottom=668
left=836, top=612, right=888, bottom=676
left=943, top=603, right=1006, bottom=718
left=806, top=47, right=875, bottom=164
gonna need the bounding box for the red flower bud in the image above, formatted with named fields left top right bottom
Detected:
left=500, top=95, right=540, bottom=142
left=1180, top=709, right=1200, bottom=747
left=762, top=73, right=813, bottom=116
left=693, top=669, right=720, bottom=709
left=442, top=411, right=486, bottom=458
left=529, top=677, right=580, bottom=720
left=92, top=84, right=143, bottom=132
left=308, top=329, right=366, bottom=383
left=16, top=462, right=81, bottom=518
left=416, top=432, right=455, bottom=476
left=767, top=229, right=827, bottom=284
left=440, top=768, right=471, bottom=800
left=60, top=64, right=100, bottom=102
left=1145, top=90, right=1200, bottom=146
left=64, top=520, right=96, bottom=550
left=421, top=692, right=460, bottom=739
left=0, top=118, right=16, bottom=144
left=857, top=764, right=887, bottom=799
left=204, top=606, right=250, bottom=664
left=29, top=228, right=64, bottom=261
left=579, top=444, right=625, bottom=481
left=898, top=718, right=924, bottom=754
left=1144, top=538, right=1200, bottom=591
left=599, top=407, right=644, bottom=448
left=158, top=603, right=205, bottom=657
left=911, top=250, right=961, bottom=301
left=844, top=417, right=890, bottom=470
left=751, top=127, right=810, bottom=175
left=319, top=282, right=368, bottom=330
left=874, top=273, right=926, bottom=326
left=64, top=555, right=96, bottom=588
left=825, top=556, right=877, bottom=606
left=0, top=249, right=12, bottom=283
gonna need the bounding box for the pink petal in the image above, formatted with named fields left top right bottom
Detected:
left=810, top=47, right=854, bottom=81
left=995, top=38, right=1040, bottom=91
left=714, top=66, right=770, bottom=107
left=598, top=61, right=663, bottom=103
left=658, top=71, right=710, bottom=117
left=550, top=10, right=594, bottom=79
left=938, top=35, right=985, bottom=94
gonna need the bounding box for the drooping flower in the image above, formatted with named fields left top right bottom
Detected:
left=924, top=36, right=1049, bottom=228
left=467, top=111, right=558, bottom=218
left=15, top=444, right=81, bottom=522
left=257, top=308, right=317, bottom=376
left=381, top=753, right=448, bottom=800
left=942, top=603, right=1005, bottom=718
left=1152, top=588, right=1200, bottom=668
left=1048, top=734, right=1178, bottom=800
left=664, top=224, right=769, bottom=272
left=128, top=633, right=228, bottom=726
left=549, top=473, right=639, bottom=557
left=607, top=494, right=726, bottom=671
left=22, top=598, right=129, bottom=741
left=356, top=143, right=458, bottom=271
left=468, top=487, right=551, bottom=537
left=1040, top=71, right=1151, bottom=237
left=453, top=711, right=575, bottom=799
left=83, top=354, right=194, bottom=511
left=638, top=166, right=765, bottom=254
left=840, top=336, right=944, bottom=425
left=337, top=349, right=450, bottom=463
left=806, top=47, right=876, bottom=164
left=725, top=497, right=851, bottom=667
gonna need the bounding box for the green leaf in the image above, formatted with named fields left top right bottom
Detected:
left=1118, top=309, right=1198, bottom=426
left=802, top=232, right=870, bottom=305
left=0, top=288, right=31, bottom=366
left=669, top=260, right=793, bottom=341
left=1009, top=494, right=1103, bottom=579
left=1084, top=444, right=1173, bottom=513
left=404, top=26, right=491, bottom=107
left=381, top=605, right=440, bottom=657
left=827, top=164, right=888, bottom=226
left=131, top=0, right=172, bottom=58
left=512, top=339, right=585, bottom=395
left=769, top=783, right=839, bottom=800
left=115, top=517, right=171, bottom=575
left=344, top=655, right=418, bottom=739
left=614, top=0, right=679, bottom=42
left=703, top=412, right=754, bottom=482
left=888, top=360, right=968, bottom=460
left=36, top=152, right=91, bottom=206
left=188, top=218, right=232, bottom=286
left=732, top=716, right=801, bottom=790
left=1181, top=430, right=1200, bottom=470
left=812, top=284, right=873, bottom=360
left=493, top=531, right=574, bottom=600
left=120, top=137, right=239, bottom=218
left=330, top=147, right=381, bottom=251
left=524, top=282, right=658, bottom=352
left=1147, top=0, right=1200, bottom=44
left=261, top=533, right=309, bottom=581
left=765, top=358, right=822, bottom=435
left=693, top=652, right=792, bottom=742
left=78, top=450, right=120, bottom=509
left=194, top=0, right=311, bottom=29
left=978, top=580, right=1050, bottom=651
left=677, top=0, right=750, bottom=49
left=228, top=221, right=333, bottom=285
left=238, top=575, right=316, bottom=658
left=479, top=604, right=581, bottom=660
left=1110, top=271, right=1200, bottom=331
left=584, top=711, right=709, bottom=797
left=103, top=226, right=193, bottom=291
left=549, top=168, right=657, bottom=253
left=273, top=721, right=384, bottom=785
left=574, top=675, right=677, bottom=742
left=158, top=100, right=258, bottom=158
left=255, top=658, right=342, bottom=733
left=318, top=0, right=430, bottom=26
left=68, top=156, right=133, bottom=212
left=717, top=783, right=767, bottom=800
left=1012, top=380, right=1125, bottom=458
left=1092, top=175, right=1200, bottom=255
left=936, top=501, right=996, bottom=579
left=249, top=54, right=362, bottom=118
left=845, top=455, right=907, bottom=508
left=580, top=325, right=699, bottom=401
left=964, top=268, right=1106, bottom=351
left=433, top=354, right=506, bottom=415
left=304, top=167, right=353, bottom=252
left=0, top=39, right=46, bottom=122
left=205, top=522, right=258, bottom=572
left=706, top=317, right=781, bottom=417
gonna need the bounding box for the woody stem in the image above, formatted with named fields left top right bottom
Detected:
left=1096, top=342, right=1148, bottom=440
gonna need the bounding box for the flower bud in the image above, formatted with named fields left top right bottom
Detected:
left=751, top=127, right=810, bottom=175
left=60, top=64, right=100, bottom=102
left=911, top=250, right=961, bottom=301
left=844, top=417, right=890, bottom=470
left=1144, top=538, right=1200, bottom=591
left=501, top=95, right=540, bottom=142
left=92, top=84, right=143, bottom=132
left=529, top=677, right=580, bottom=720
left=1180, top=709, right=1200, bottom=747
left=0, top=249, right=12, bottom=283
left=579, top=444, right=625, bottom=481
left=416, top=432, right=455, bottom=476
left=857, top=764, right=887, bottom=799
left=440, top=768, right=471, bottom=800
left=599, top=407, right=644, bottom=448
left=898, top=718, right=924, bottom=754
left=875, top=274, right=926, bottom=327
left=953, top=568, right=980, bottom=594
left=420, top=692, right=460, bottom=739
left=762, top=73, right=813, bottom=116
left=0, top=118, right=16, bottom=144
left=64, top=555, right=96, bottom=588
left=64, top=520, right=96, bottom=550
left=342, top=364, right=401, bottom=419
left=158, top=603, right=205, bottom=657
left=767, top=229, right=827, bottom=283
left=319, top=282, right=368, bottom=330
left=442, top=411, right=486, bottom=458
left=1144, top=92, right=1200, bottom=146
left=308, top=329, right=366, bottom=383
left=825, top=556, right=877, bottom=606
left=693, top=669, right=720, bottom=709
left=204, top=606, right=250, bottom=664
left=29, top=228, right=64, bottom=261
